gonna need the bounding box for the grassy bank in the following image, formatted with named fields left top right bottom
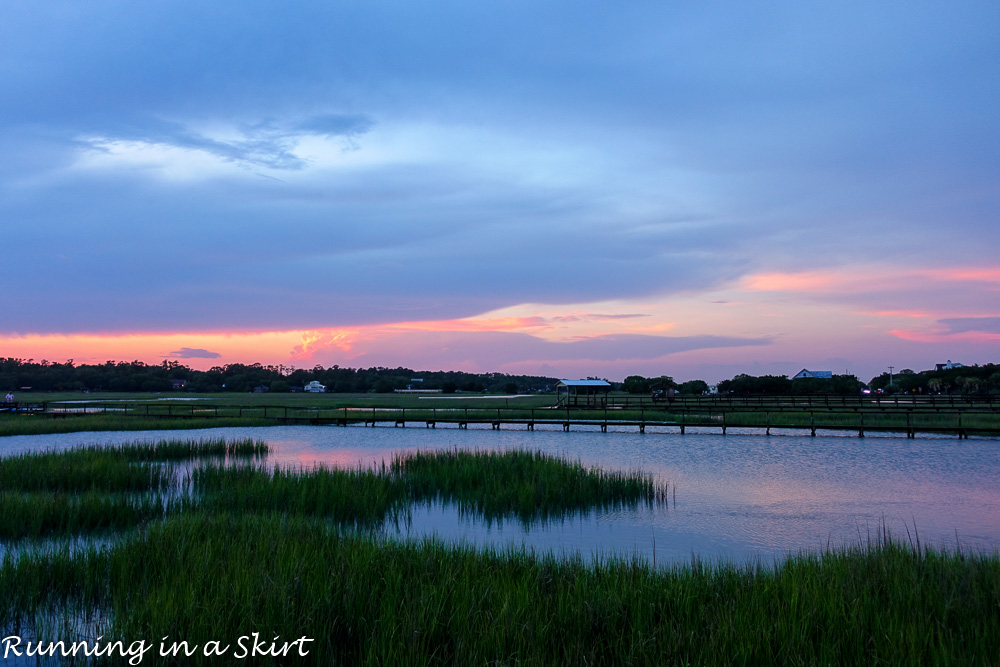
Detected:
left=3, top=515, right=998, bottom=665
left=0, top=413, right=275, bottom=437
left=10, top=390, right=554, bottom=409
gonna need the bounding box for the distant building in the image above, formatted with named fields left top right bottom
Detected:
left=792, top=369, right=833, bottom=380
left=304, top=380, right=327, bottom=393
left=935, top=360, right=964, bottom=371
left=253, top=385, right=270, bottom=393
left=169, top=379, right=188, bottom=390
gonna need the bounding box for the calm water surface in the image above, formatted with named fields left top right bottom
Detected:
left=2, top=424, right=998, bottom=565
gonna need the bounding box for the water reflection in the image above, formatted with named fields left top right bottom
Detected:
left=2, top=424, right=998, bottom=565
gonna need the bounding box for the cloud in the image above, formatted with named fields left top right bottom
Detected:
left=552, top=313, right=649, bottom=323
left=739, top=267, right=1000, bottom=320
left=293, top=328, right=771, bottom=370
left=76, top=112, right=376, bottom=173
left=1, top=0, right=998, bottom=383
left=938, top=317, right=1000, bottom=335
left=166, top=348, right=222, bottom=360
left=293, top=114, right=375, bottom=138
left=887, top=315, right=1000, bottom=344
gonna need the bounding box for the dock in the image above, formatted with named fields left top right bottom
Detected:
left=11, top=401, right=1000, bottom=439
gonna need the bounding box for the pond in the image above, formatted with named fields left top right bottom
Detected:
left=2, top=424, right=998, bottom=565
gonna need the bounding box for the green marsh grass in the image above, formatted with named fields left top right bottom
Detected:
left=0, top=439, right=267, bottom=539
left=2, top=442, right=654, bottom=540
left=191, top=449, right=667, bottom=527
left=193, top=463, right=405, bottom=528
left=0, top=492, right=178, bottom=540
left=0, top=439, right=267, bottom=493
left=104, top=437, right=269, bottom=461
left=394, top=448, right=667, bottom=522
left=0, top=450, right=175, bottom=494
left=3, top=514, right=998, bottom=665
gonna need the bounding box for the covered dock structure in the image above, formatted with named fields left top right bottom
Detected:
left=555, top=379, right=611, bottom=408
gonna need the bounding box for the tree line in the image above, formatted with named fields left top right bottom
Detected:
left=0, top=358, right=555, bottom=395
left=865, top=364, right=1000, bottom=396
left=710, top=366, right=1000, bottom=396
left=622, top=364, right=1000, bottom=396
left=3, top=357, right=997, bottom=396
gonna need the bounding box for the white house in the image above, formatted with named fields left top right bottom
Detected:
left=792, top=369, right=832, bottom=380
left=304, top=380, right=327, bottom=393
left=935, top=360, right=964, bottom=371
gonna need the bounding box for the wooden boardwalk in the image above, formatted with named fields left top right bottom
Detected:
left=14, top=402, right=1000, bottom=439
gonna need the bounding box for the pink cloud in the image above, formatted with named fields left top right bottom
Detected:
left=744, top=265, right=1000, bottom=296
left=745, top=272, right=841, bottom=292
left=888, top=329, right=1000, bottom=344
left=924, top=268, right=1000, bottom=284
left=856, top=310, right=933, bottom=319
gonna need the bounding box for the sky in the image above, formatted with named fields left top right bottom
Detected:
left=1, top=0, right=998, bottom=384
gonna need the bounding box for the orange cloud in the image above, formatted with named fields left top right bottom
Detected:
left=284, top=316, right=554, bottom=362
left=0, top=329, right=305, bottom=368
left=1, top=306, right=665, bottom=369
left=279, top=310, right=664, bottom=362
left=290, top=330, right=360, bottom=361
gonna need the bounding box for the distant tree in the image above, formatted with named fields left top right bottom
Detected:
left=441, top=381, right=458, bottom=394
left=503, top=382, right=518, bottom=395
left=959, top=376, right=981, bottom=394
left=870, top=371, right=924, bottom=394
left=829, top=374, right=866, bottom=395
left=791, top=374, right=865, bottom=395
left=224, top=374, right=252, bottom=393
left=621, top=376, right=651, bottom=394
left=140, top=377, right=172, bottom=393
left=719, top=374, right=791, bottom=395
left=892, top=372, right=923, bottom=394
left=374, top=378, right=397, bottom=393
left=679, top=380, right=709, bottom=395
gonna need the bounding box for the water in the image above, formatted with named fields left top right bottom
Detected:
left=2, top=424, right=998, bottom=565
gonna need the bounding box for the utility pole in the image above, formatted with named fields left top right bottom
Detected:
left=888, top=366, right=894, bottom=386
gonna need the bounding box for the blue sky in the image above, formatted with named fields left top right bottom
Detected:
left=2, top=1, right=998, bottom=382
